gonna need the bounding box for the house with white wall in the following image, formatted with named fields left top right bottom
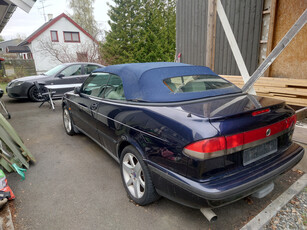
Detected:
left=17, top=13, right=99, bottom=73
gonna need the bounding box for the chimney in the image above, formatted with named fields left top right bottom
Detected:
left=47, top=14, right=53, bottom=21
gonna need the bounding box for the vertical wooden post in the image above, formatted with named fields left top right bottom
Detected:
left=264, top=0, right=277, bottom=77
left=206, top=0, right=217, bottom=70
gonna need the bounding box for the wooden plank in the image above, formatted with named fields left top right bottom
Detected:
left=269, top=93, right=297, bottom=98
left=206, top=0, right=217, bottom=69
left=256, top=94, right=307, bottom=106
left=201, top=0, right=207, bottom=66
left=220, top=75, right=307, bottom=106
left=221, top=75, right=307, bottom=87
left=264, top=0, right=277, bottom=77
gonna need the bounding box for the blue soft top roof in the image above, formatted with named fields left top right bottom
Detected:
left=94, top=62, right=241, bottom=102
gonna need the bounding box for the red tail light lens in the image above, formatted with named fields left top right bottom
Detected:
left=225, top=133, right=244, bottom=149
left=184, top=137, right=226, bottom=153
left=183, top=114, right=296, bottom=160
left=183, top=137, right=226, bottom=160
left=252, top=108, right=270, bottom=116
left=285, top=114, right=297, bottom=129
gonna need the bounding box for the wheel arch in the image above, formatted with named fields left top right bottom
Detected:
left=117, top=137, right=146, bottom=161
left=27, top=83, right=35, bottom=97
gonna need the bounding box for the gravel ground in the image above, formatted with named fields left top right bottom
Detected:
left=264, top=186, right=307, bottom=230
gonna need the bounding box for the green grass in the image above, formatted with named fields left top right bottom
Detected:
left=0, top=82, right=8, bottom=92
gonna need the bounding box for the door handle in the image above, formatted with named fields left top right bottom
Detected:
left=90, top=103, right=98, bottom=110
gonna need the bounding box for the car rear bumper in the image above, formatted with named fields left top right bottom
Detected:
left=147, top=143, right=304, bottom=209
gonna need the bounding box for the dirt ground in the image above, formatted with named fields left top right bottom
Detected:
left=0, top=96, right=304, bottom=230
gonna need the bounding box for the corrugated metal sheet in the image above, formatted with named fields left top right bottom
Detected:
left=214, top=0, right=263, bottom=75
left=176, top=0, right=208, bottom=66
left=176, top=0, right=263, bottom=75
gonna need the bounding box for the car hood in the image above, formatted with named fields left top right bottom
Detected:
left=11, top=75, right=48, bottom=83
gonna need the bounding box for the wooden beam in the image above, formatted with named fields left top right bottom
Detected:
left=216, top=0, right=256, bottom=94
left=264, top=0, right=277, bottom=77
left=205, top=0, right=217, bottom=70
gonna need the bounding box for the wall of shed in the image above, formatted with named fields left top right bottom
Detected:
left=214, top=0, right=263, bottom=75
left=176, top=0, right=208, bottom=66
left=176, top=0, right=263, bottom=76
left=269, top=0, right=307, bottom=79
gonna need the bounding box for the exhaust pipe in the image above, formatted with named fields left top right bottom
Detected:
left=200, top=208, right=217, bottom=222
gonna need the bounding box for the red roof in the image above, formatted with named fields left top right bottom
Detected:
left=19, top=13, right=97, bottom=45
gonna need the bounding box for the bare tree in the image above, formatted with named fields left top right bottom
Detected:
left=68, top=0, right=99, bottom=38
left=36, top=38, right=102, bottom=63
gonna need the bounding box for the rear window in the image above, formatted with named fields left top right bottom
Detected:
left=163, top=75, right=233, bottom=93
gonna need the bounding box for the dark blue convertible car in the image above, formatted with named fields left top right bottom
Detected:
left=62, top=62, right=304, bottom=217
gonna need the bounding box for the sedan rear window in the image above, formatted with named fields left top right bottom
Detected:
left=163, top=75, right=233, bottom=93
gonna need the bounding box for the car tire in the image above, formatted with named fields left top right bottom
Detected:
left=28, top=85, right=47, bottom=102
left=63, top=106, right=76, bottom=136
left=120, top=146, right=160, bottom=205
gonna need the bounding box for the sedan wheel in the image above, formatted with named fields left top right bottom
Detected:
left=28, top=85, right=47, bottom=102
left=63, top=106, right=76, bottom=135
left=120, top=146, right=160, bottom=205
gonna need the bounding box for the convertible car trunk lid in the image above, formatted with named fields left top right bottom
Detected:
left=180, top=94, right=297, bottom=180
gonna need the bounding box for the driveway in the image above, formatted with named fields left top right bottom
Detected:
left=2, top=96, right=302, bottom=230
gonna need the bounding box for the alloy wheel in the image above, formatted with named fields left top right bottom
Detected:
left=122, top=152, right=145, bottom=199
left=63, top=109, right=72, bottom=132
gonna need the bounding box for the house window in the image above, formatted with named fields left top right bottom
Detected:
left=64, top=32, right=80, bottom=42
left=50, top=31, right=58, bottom=42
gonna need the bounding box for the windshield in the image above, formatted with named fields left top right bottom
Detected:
left=44, top=64, right=67, bottom=76
left=163, top=75, right=234, bottom=93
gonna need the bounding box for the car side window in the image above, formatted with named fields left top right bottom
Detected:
left=103, top=74, right=126, bottom=101
left=84, top=64, right=101, bottom=74
left=81, top=73, right=110, bottom=97
left=59, top=65, right=82, bottom=77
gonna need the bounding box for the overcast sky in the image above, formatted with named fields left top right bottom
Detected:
left=1, top=0, right=112, bottom=40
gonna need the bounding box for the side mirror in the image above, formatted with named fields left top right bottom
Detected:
left=74, top=86, right=81, bottom=94
left=57, top=74, right=64, bottom=78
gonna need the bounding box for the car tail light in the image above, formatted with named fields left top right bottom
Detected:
left=183, top=114, right=296, bottom=160
left=285, top=114, right=297, bottom=129
left=252, top=108, right=270, bottom=116
left=183, top=137, right=226, bottom=160
left=225, top=133, right=244, bottom=149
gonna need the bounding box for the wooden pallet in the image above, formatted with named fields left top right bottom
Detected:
left=221, top=75, right=307, bottom=107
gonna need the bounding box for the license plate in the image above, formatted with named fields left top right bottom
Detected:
left=243, top=139, right=278, bottom=166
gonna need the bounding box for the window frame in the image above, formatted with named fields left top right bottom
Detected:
left=163, top=75, right=234, bottom=93
left=80, top=73, right=111, bottom=97
left=102, top=74, right=126, bottom=101
left=63, top=31, right=80, bottom=43
left=84, top=64, right=101, bottom=75
left=58, top=64, right=83, bottom=77
left=50, top=30, right=59, bottom=42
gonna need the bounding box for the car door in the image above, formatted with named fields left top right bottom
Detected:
left=44, top=64, right=83, bottom=95
left=95, top=74, right=126, bottom=154
left=70, top=72, right=110, bottom=142
left=53, top=64, right=83, bottom=84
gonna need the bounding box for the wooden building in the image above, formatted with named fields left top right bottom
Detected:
left=176, top=0, right=307, bottom=106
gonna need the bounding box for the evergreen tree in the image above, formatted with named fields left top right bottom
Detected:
left=68, top=0, right=99, bottom=37
left=102, top=0, right=176, bottom=64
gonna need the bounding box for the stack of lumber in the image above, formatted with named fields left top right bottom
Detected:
left=221, top=75, right=307, bottom=107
